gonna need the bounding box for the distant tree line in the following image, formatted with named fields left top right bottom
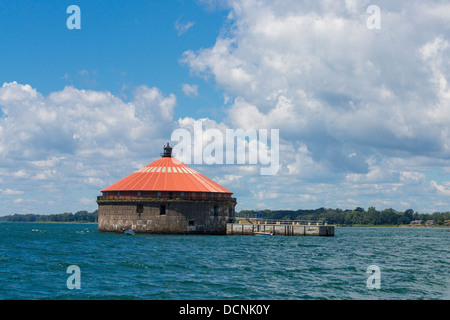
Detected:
left=238, top=207, right=450, bottom=226
left=2, top=207, right=450, bottom=226
left=0, top=210, right=98, bottom=223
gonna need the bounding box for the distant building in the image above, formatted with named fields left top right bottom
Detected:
left=425, top=220, right=434, bottom=225
left=445, top=220, right=450, bottom=226
left=97, top=143, right=237, bottom=234
left=410, top=220, right=422, bottom=225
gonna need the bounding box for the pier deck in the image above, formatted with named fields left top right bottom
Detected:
left=226, top=219, right=335, bottom=237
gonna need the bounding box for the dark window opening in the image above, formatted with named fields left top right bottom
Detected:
left=214, top=205, right=219, bottom=217
left=169, top=191, right=173, bottom=199
left=181, top=192, right=184, bottom=200
left=136, top=204, right=143, bottom=214
left=160, top=205, right=166, bottom=216
left=188, top=220, right=195, bottom=227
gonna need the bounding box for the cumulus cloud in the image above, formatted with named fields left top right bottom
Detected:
left=182, top=0, right=450, bottom=154
left=181, top=83, right=199, bottom=97
left=0, top=188, right=24, bottom=195
left=2, top=1, right=450, bottom=214
left=0, top=82, right=176, bottom=160
left=179, top=0, right=450, bottom=212
left=0, top=82, right=177, bottom=214
left=431, top=180, right=450, bottom=196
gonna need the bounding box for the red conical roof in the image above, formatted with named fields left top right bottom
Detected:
left=101, top=156, right=232, bottom=194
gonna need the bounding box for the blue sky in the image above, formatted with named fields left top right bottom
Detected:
left=0, top=0, right=227, bottom=119
left=1, top=0, right=450, bottom=215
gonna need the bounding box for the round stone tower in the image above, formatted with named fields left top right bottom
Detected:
left=97, top=143, right=237, bottom=234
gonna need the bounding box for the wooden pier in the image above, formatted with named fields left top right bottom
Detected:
left=226, top=218, right=335, bottom=237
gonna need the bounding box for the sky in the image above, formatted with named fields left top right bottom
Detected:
left=1, top=0, right=450, bottom=215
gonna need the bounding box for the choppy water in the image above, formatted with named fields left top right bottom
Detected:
left=0, top=223, right=448, bottom=300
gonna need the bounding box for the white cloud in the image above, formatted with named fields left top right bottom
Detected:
left=30, top=156, right=65, bottom=168
left=79, top=197, right=95, bottom=205
left=0, top=188, right=24, bottom=195
left=181, top=83, right=199, bottom=97
left=182, top=1, right=450, bottom=158
left=0, top=82, right=178, bottom=214
left=213, top=174, right=242, bottom=188
left=11, top=170, right=29, bottom=178
left=82, top=177, right=106, bottom=187
left=178, top=0, right=450, bottom=212
left=431, top=180, right=450, bottom=196
left=0, top=82, right=177, bottom=161
left=2, top=1, right=450, bottom=214
left=175, top=19, right=195, bottom=36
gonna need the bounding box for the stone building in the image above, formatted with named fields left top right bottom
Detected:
left=97, top=143, right=236, bottom=234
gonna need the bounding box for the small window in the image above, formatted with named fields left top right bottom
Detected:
left=169, top=191, right=173, bottom=199
left=160, top=205, right=166, bottom=216
left=181, top=192, right=184, bottom=200
left=214, top=205, right=219, bottom=217
left=188, top=220, right=195, bottom=227
left=157, top=191, right=161, bottom=199
left=136, top=204, right=143, bottom=214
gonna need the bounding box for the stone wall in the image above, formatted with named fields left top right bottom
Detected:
left=97, top=199, right=236, bottom=234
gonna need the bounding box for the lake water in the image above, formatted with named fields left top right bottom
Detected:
left=0, top=223, right=448, bottom=300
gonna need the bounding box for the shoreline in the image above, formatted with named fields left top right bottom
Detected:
left=337, top=224, right=450, bottom=229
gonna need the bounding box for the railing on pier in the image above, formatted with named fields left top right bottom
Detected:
left=234, top=217, right=329, bottom=226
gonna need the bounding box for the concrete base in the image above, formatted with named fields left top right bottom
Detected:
left=226, top=223, right=335, bottom=236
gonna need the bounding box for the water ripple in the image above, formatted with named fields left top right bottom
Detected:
left=0, top=223, right=449, bottom=299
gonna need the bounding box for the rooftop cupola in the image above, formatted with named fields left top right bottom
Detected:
left=161, top=142, right=173, bottom=157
